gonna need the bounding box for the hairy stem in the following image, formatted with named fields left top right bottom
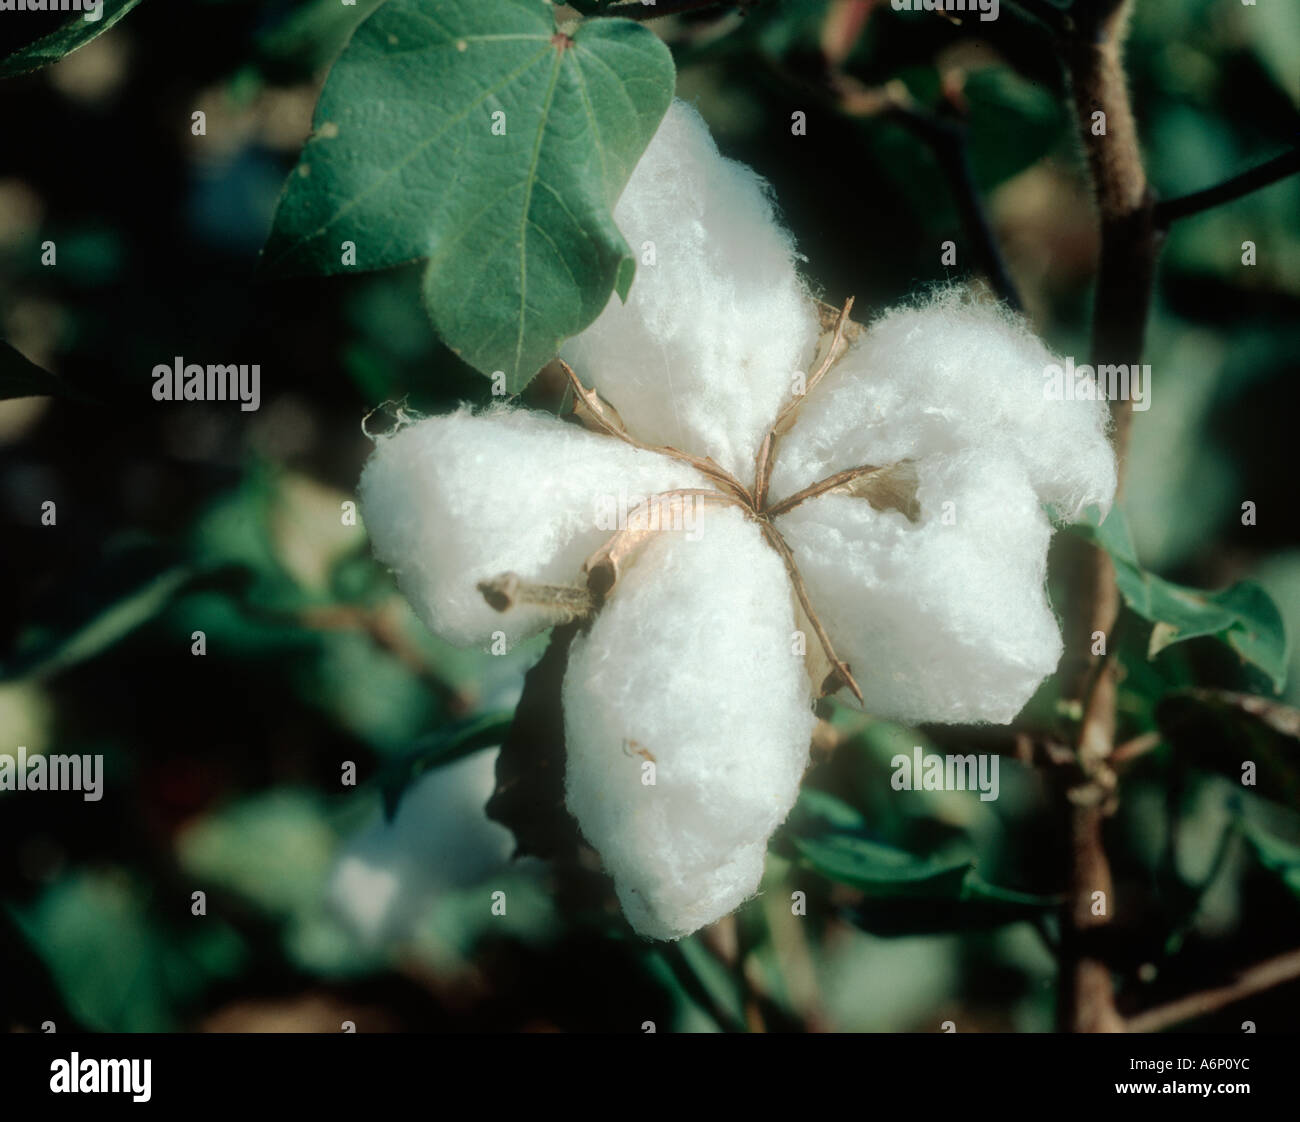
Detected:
left=1057, top=0, right=1154, bottom=1034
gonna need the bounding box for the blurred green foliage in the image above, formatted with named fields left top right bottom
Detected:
left=0, top=0, right=1297, bottom=1032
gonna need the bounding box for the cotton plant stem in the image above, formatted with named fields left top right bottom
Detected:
left=1063, top=0, right=1157, bottom=471
left=1125, top=948, right=1300, bottom=1033
left=1057, top=0, right=1154, bottom=1034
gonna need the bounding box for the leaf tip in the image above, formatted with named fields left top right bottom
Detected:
left=614, top=255, right=636, bottom=303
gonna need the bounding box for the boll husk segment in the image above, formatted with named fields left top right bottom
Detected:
left=359, top=100, right=1117, bottom=941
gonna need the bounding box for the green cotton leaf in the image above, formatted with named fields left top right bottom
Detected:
left=176, top=789, right=340, bottom=921
left=843, top=875, right=1060, bottom=937
left=0, top=341, right=81, bottom=402
left=1, top=567, right=194, bottom=683
left=1071, top=505, right=1288, bottom=691
left=0, top=543, right=245, bottom=683
left=9, top=871, right=246, bottom=1033
left=1239, top=821, right=1300, bottom=898
left=1156, top=689, right=1300, bottom=809
left=793, top=829, right=1061, bottom=915
left=378, top=711, right=514, bottom=819
left=0, top=0, right=145, bottom=79
left=794, top=832, right=974, bottom=898
left=260, top=0, right=675, bottom=392
left=793, top=786, right=869, bottom=832
left=785, top=789, right=1059, bottom=929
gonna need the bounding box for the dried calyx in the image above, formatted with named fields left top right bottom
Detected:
left=477, top=297, right=921, bottom=704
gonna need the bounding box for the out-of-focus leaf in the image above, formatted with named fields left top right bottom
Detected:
left=1156, top=689, right=1300, bottom=808
left=1240, top=821, right=1300, bottom=898
left=669, top=935, right=746, bottom=1033
left=379, top=711, right=514, bottom=819
left=0, top=0, right=144, bottom=78
left=794, top=833, right=972, bottom=897
left=1242, top=0, right=1300, bottom=105
left=253, top=0, right=384, bottom=74
left=785, top=789, right=1060, bottom=926
left=9, top=871, right=245, bottom=1033
left=0, top=341, right=79, bottom=402
left=964, top=67, right=1065, bottom=191
left=176, top=788, right=379, bottom=976
left=177, top=788, right=339, bottom=920
left=261, top=0, right=675, bottom=391
left=0, top=547, right=245, bottom=683
left=1072, top=505, right=1288, bottom=690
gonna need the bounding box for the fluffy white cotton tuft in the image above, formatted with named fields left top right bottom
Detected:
left=769, top=288, right=1117, bottom=522
left=562, top=506, right=814, bottom=940
left=561, top=100, right=821, bottom=481
left=358, top=406, right=706, bottom=646
left=776, top=451, right=1063, bottom=724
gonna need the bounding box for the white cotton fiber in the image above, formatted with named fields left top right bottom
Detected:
left=562, top=505, right=815, bottom=940
left=768, top=288, right=1117, bottom=522
left=358, top=405, right=706, bottom=646
left=327, top=749, right=513, bottom=945
left=775, top=450, right=1063, bottom=724
left=560, top=100, right=821, bottom=481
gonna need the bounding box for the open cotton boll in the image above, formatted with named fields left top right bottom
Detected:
left=769, top=289, right=1116, bottom=522
left=358, top=406, right=707, bottom=647
left=776, top=451, right=1062, bottom=725
left=563, top=505, right=815, bottom=940
left=561, top=100, right=820, bottom=481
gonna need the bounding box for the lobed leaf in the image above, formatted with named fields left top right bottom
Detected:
left=1072, top=505, right=1288, bottom=691
left=261, top=0, right=675, bottom=391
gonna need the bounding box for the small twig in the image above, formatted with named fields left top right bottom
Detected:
left=1126, top=948, right=1300, bottom=1033
left=702, top=915, right=768, bottom=1032
left=881, top=98, right=1024, bottom=311
left=1111, top=731, right=1160, bottom=765
left=817, top=67, right=1023, bottom=311
left=1154, top=148, right=1300, bottom=229
left=294, top=601, right=467, bottom=709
